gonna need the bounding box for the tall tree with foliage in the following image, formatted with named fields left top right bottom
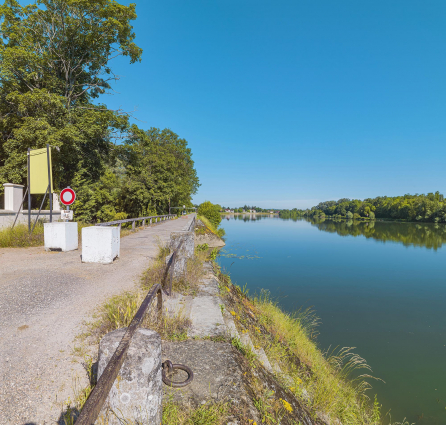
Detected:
left=118, top=126, right=200, bottom=217
left=0, top=0, right=200, bottom=221
left=0, top=0, right=141, bottom=196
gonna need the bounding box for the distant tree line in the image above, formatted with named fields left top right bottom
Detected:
left=221, top=205, right=276, bottom=213
left=0, top=0, right=199, bottom=222
left=280, top=192, right=446, bottom=223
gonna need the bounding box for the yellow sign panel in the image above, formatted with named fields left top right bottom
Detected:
left=29, top=147, right=53, bottom=194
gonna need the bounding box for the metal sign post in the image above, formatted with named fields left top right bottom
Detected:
left=60, top=187, right=76, bottom=221
left=46, top=144, right=52, bottom=222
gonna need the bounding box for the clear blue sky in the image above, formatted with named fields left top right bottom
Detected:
left=28, top=1, right=446, bottom=208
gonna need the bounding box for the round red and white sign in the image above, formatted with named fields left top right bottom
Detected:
left=60, top=188, right=76, bottom=206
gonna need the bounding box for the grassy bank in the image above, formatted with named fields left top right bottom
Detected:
left=196, top=214, right=225, bottom=238
left=215, top=263, right=411, bottom=425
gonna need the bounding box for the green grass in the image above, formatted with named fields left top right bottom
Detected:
left=162, top=398, right=229, bottom=425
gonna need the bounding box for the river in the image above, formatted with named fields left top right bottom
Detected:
left=217, top=215, right=446, bottom=425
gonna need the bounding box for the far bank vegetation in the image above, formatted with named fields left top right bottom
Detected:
left=280, top=191, right=446, bottom=223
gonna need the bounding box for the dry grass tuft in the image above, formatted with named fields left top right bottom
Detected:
left=0, top=223, right=44, bottom=247
left=88, top=290, right=191, bottom=342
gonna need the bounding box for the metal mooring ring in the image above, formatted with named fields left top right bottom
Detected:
left=162, top=361, right=194, bottom=388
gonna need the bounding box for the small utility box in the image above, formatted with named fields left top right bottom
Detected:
left=44, top=222, right=78, bottom=252
left=82, top=226, right=120, bottom=264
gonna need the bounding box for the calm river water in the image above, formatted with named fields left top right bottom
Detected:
left=217, top=215, right=446, bottom=425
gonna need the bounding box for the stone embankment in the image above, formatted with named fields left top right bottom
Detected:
left=0, top=215, right=194, bottom=425
left=161, top=262, right=321, bottom=424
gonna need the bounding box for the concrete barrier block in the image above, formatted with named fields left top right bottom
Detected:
left=82, top=226, right=120, bottom=264
left=170, top=231, right=194, bottom=258
left=97, top=328, right=162, bottom=425
left=44, top=222, right=78, bottom=252
left=169, top=231, right=195, bottom=278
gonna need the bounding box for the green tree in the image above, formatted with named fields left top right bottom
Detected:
left=0, top=0, right=141, bottom=108
left=119, top=127, right=199, bottom=217
left=0, top=0, right=141, bottom=199
left=197, top=201, right=222, bottom=227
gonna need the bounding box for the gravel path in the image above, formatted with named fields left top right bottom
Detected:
left=0, top=216, right=194, bottom=425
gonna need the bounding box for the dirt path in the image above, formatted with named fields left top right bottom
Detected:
left=0, top=216, right=194, bottom=425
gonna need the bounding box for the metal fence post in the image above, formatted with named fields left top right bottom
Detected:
left=132, top=221, right=136, bottom=231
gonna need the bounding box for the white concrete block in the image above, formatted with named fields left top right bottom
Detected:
left=3, top=183, right=24, bottom=212
left=82, top=226, right=120, bottom=264
left=44, top=222, right=78, bottom=252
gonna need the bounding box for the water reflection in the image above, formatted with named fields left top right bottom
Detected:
left=223, top=214, right=446, bottom=250
left=223, top=213, right=276, bottom=222
left=306, top=218, right=446, bottom=250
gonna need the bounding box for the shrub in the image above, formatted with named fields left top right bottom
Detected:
left=197, top=201, right=222, bottom=227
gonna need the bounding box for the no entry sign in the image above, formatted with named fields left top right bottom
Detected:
left=60, top=188, right=76, bottom=206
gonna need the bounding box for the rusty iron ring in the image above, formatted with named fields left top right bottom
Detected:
left=162, top=360, right=194, bottom=388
